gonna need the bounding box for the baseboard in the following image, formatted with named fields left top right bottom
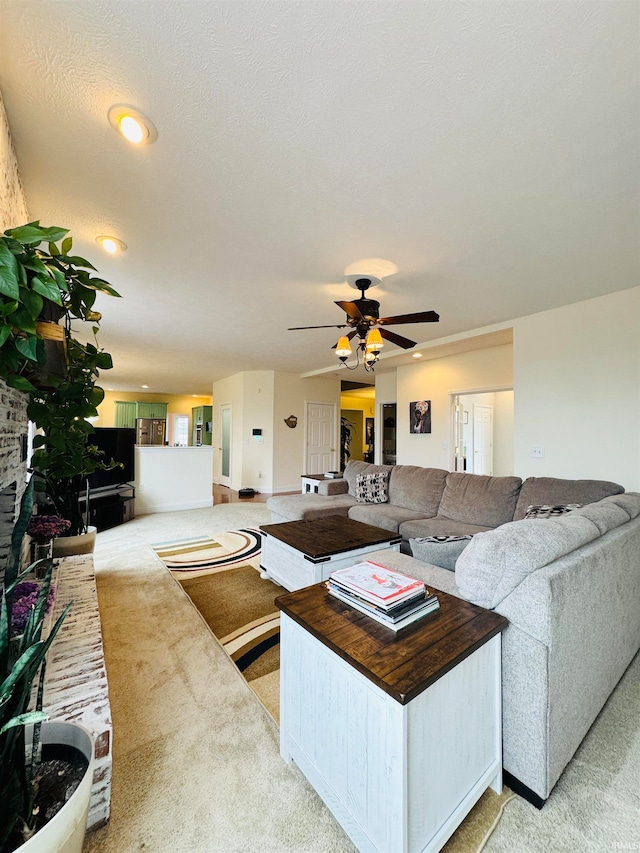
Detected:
left=136, top=499, right=213, bottom=514
left=502, top=770, right=545, bottom=809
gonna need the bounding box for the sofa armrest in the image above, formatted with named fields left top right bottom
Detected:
left=317, top=478, right=348, bottom=496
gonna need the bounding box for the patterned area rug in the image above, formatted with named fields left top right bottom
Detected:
left=152, top=530, right=281, bottom=681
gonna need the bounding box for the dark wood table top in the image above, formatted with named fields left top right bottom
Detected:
left=276, top=582, right=508, bottom=705
left=260, top=514, right=402, bottom=562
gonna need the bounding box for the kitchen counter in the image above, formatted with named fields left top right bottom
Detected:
left=134, top=445, right=213, bottom=513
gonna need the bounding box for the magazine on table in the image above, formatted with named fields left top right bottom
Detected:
left=329, top=561, right=426, bottom=607
left=326, top=580, right=434, bottom=618
left=328, top=583, right=440, bottom=631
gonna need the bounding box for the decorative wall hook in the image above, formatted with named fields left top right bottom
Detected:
left=284, top=415, right=298, bottom=429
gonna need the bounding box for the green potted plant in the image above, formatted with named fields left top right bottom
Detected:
left=1, top=478, right=95, bottom=853
left=0, top=221, right=119, bottom=393
left=0, top=222, right=121, bottom=542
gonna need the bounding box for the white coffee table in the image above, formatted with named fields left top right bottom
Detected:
left=259, top=515, right=401, bottom=591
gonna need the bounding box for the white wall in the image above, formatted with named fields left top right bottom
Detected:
left=513, top=288, right=640, bottom=489
left=134, top=447, right=213, bottom=514
left=396, top=345, right=513, bottom=469
left=273, top=373, right=341, bottom=492
left=214, top=371, right=340, bottom=493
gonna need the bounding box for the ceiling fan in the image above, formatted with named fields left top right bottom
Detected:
left=288, top=277, right=439, bottom=370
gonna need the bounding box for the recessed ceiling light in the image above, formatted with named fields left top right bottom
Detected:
left=141, top=384, right=149, bottom=389
left=412, top=352, right=423, bottom=359
left=108, top=104, right=158, bottom=145
left=96, top=235, right=127, bottom=254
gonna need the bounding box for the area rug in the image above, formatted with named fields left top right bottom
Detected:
left=152, top=529, right=281, bottom=682
left=151, top=528, right=262, bottom=578
left=153, top=529, right=514, bottom=851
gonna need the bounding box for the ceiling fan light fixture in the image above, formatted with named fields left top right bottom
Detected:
left=335, top=336, right=352, bottom=359
left=365, top=328, right=384, bottom=350
left=108, top=104, right=158, bottom=145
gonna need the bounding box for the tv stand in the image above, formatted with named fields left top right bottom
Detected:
left=80, top=483, right=135, bottom=532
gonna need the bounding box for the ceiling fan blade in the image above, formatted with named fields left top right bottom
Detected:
left=378, top=310, right=440, bottom=325
left=288, top=324, right=349, bottom=330
left=331, top=330, right=358, bottom=349
left=335, top=300, right=364, bottom=322
left=379, top=328, right=416, bottom=349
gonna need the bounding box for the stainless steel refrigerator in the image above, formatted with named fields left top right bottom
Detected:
left=136, top=418, right=166, bottom=445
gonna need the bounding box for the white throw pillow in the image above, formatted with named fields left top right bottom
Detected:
left=355, top=472, right=389, bottom=504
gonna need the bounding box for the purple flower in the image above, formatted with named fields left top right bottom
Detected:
left=9, top=581, right=56, bottom=636
left=26, top=514, right=71, bottom=543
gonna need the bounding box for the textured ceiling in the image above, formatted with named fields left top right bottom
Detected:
left=0, top=0, right=638, bottom=394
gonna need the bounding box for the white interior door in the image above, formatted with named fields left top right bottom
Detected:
left=473, top=404, right=494, bottom=476
left=220, top=405, right=232, bottom=487
left=306, top=402, right=336, bottom=474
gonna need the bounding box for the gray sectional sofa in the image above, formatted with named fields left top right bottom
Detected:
left=267, top=460, right=624, bottom=544
left=267, top=462, right=640, bottom=806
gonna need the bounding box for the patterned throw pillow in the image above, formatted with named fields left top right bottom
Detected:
left=524, top=504, right=582, bottom=519
left=355, top=472, right=389, bottom=504
left=409, top=535, right=473, bottom=572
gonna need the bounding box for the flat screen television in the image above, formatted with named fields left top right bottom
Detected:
left=87, top=428, right=136, bottom=489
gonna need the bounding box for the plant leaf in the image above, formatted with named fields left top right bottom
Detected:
left=6, top=374, right=36, bottom=392
left=15, top=335, right=38, bottom=361
left=30, top=275, right=63, bottom=305
left=0, top=711, right=48, bottom=735
left=7, top=224, right=68, bottom=244
left=61, top=237, right=72, bottom=255
left=21, top=289, right=43, bottom=320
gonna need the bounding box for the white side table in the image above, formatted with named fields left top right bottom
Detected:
left=300, top=474, right=326, bottom=493
left=277, top=583, right=507, bottom=853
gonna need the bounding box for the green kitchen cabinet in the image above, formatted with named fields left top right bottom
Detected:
left=136, top=402, right=168, bottom=419
left=115, top=401, right=137, bottom=429
left=192, top=405, right=213, bottom=445
left=115, top=400, right=168, bottom=428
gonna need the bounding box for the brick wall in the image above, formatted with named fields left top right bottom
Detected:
left=1, top=88, right=31, bottom=568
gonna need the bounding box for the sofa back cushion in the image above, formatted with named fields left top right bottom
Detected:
left=455, top=512, right=602, bottom=609
left=513, top=477, right=624, bottom=521
left=388, top=465, right=448, bottom=515
left=438, top=472, right=523, bottom=529
left=344, top=460, right=393, bottom=497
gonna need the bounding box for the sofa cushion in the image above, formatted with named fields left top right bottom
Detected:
left=513, top=477, right=624, bottom=521
left=266, top=493, right=356, bottom=523
left=343, top=460, right=393, bottom=498
left=409, top=535, right=473, bottom=571
left=355, top=471, right=389, bottom=504
left=523, top=504, right=582, bottom=519
left=388, top=465, right=448, bottom=515
left=455, top=513, right=602, bottom=609
left=400, top=516, right=492, bottom=539
left=570, top=500, right=634, bottom=534
left=348, top=503, right=428, bottom=534
left=438, top=472, right=523, bottom=528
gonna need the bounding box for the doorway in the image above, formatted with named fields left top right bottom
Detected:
left=220, top=405, right=232, bottom=487
left=451, top=389, right=514, bottom=476
left=381, top=403, right=397, bottom=466
left=305, top=402, right=337, bottom=474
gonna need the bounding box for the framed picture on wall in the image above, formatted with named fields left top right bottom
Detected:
left=409, top=400, right=431, bottom=434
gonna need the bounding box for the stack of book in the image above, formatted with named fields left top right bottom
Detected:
left=327, top=560, right=439, bottom=631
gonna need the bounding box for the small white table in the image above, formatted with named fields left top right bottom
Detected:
left=277, top=583, right=507, bottom=853
left=259, top=516, right=401, bottom=591
left=300, top=474, right=326, bottom=493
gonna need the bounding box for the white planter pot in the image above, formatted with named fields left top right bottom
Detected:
left=20, top=721, right=95, bottom=853
left=52, top=527, right=97, bottom=558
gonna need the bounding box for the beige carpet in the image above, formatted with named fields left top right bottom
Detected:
left=83, top=503, right=639, bottom=853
